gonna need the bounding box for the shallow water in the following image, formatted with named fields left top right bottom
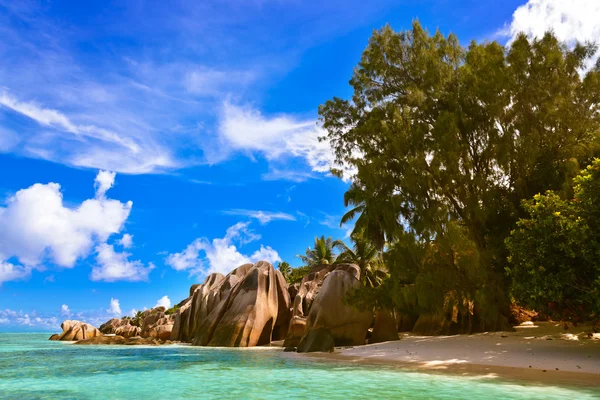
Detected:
left=0, top=333, right=598, bottom=399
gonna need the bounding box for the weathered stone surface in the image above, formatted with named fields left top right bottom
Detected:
left=99, top=318, right=126, bottom=334
left=140, top=308, right=174, bottom=340
left=203, top=262, right=289, bottom=347
left=75, top=335, right=127, bottom=345
left=52, top=320, right=102, bottom=341
left=74, top=335, right=170, bottom=346
left=282, top=264, right=337, bottom=347
left=296, top=266, right=372, bottom=352
left=297, top=327, right=334, bottom=353
left=115, top=324, right=141, bottom=338
left=172, top=272, right=226, bottom=342
left=397, top=312, right=418, bottom=332
left=283, top=316, right=307, bottom=347
left=370, top=310, right=398, bottom=343
left=49, top=334, right=59, bottom=340
left=170, top=261, right=291, bottom=347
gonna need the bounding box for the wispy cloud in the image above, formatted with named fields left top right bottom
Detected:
left=0, top=1, right=379, bottom=179
left=217, top=102, right=355, bottom=180
left=222, top=209, right=296, bottom=224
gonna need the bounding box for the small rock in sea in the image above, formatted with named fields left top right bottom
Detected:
left=555, top=368, right=559, bottom=370
left=529, top=366, right=532, bottom=368
left=542, top=370, right=547, bottom=372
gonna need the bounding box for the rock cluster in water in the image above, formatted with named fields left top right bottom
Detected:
left=98, top=307, right=175, bottom=340
left=49, top=320, right=102, bottom=341
left=51, top=261, right=400, bottom=351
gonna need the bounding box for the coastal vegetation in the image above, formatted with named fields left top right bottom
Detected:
left=316, top=21, right=600, bottom=325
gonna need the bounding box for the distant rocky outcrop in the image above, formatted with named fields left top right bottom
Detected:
left=171, top=261, right=291, bottom=347
left=74, top=335, right=173, bottom=346
left=50, top=320, right=102, bottom=341
left=97, top=307, right=174, bottom=340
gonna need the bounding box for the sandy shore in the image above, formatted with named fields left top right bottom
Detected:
left=297, top=322, right=600, bottom=387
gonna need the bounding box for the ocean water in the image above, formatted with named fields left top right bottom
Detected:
left=0, top=334, right=598, bottom=399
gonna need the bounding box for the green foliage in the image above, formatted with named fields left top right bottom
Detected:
left=131, top=310, right=144, bottom=327
left=506, top=160, right=600, bottom=320
left=286, top=265, right=312, bottom=285
left=297, top=235, right=342, bottom=267
left=335, top=231, right=388, bottom=288
left=277, top=261, right=291, bottom=281
left=319, top=21, right=600, bottom=321
left=165, top=304, right=180, bottom=315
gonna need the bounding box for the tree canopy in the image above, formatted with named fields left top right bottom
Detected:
left=319, top=21, right=600, bottom=323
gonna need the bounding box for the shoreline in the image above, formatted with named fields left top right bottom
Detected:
left=296, top=350, right=600, bottom=388
left=289, top=324, right=600, bottom=388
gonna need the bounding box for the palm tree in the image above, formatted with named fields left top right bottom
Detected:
left=298, top=236, right=343, bottom=267
left=341, top=180, right=401, bottom=252
left=277, top=261, right=291, bottom=280
left=335, top=232, right=388, bottom=288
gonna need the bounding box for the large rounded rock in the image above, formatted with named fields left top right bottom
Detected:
left=99, top=318, right=126, bottom=334
left=370, top=310, right=398, bottom=343
left=297, top=268, right=372, bottom=352
left=296, top=327, right=334, bottom=353
left=115, top=324, right=141, bottom=338
left=171, top=261, right=291, bottom=347
left=52, top=320, right=102, bottom=341
left=172, top=272, right=226, bottom=342
left=201, top=262, right=290, bottom=347
left=283, top=264, right=338, bottom=347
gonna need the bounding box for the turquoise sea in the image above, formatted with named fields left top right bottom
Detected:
left=1, top=333, right=598, bottom=399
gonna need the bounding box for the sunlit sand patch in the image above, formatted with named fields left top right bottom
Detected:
left=423, top=359, right=468, bottom=368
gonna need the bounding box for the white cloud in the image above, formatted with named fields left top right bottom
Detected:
left=155, top=295, right=171, bottom=309
left=61, top=304, right=71, bottom=317
left=218, top=103, right=355, bottom=180
left=107, top=298, right=122, bottom=316
left=0, top=309, right=58, bottom=328
left=91, top=243, right=154, bottom=282
left=0, top=91, right=177, bottom=174
left=504, top=0, right=600, bottom=69
left=129, top=309, right=138, bottom=317
left=0, top=91, right=140, bottom=153
left=166, top=221, right=281, bottom=276
left=118, top=234, right=134, bottom=249
left=95, top=170, right=116, bottom=199
left=262, top=169, right=316, bottom=182
left=222, top=209, right=296, bottom=224
left=0, top=171, right=132, bottom=274
left=0, top=260, right=31, bottom=286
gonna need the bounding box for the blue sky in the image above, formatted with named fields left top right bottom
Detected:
left=1, top=0, right=598, bottom=330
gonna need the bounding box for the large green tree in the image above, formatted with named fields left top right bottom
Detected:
left=320, top=21, right=600, bottom=323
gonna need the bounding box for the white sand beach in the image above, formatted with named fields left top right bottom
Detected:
left=303, top=322, right=600, bottom=386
